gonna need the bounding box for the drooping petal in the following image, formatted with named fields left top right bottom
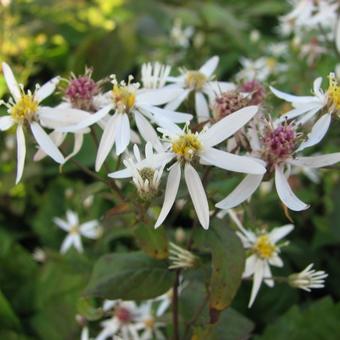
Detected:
left=269, top=224, right=294, bottom=243
left=199, top=105, right=258, bottom=147
left=199, top=56, right=219, bottom=77
left=30, top=122, right=65, bottom=164
left=141, top=104, right=193, bottom=123
left=274, top=165, right=309, bottom=211
left=200, top=147, right=266, bottom=174
left=16, top=125, right=26, bottom=184
left=289, top=153, right=340, bottom=169
left=0, top=116, right=14, bottom=131
left=64, top=133, right=84, bottom=162
left=164, top=89, right=190, bottom=111
left=2, top=62, right=21, bottom=101
left=184, top=163, right=210, bottom=229
left=33, top=131, right=66, bottom=161
left=216, top=174, right=263, bottom=209
left=195, top=92, right=210, bottom=122
left=296, top=113, right=331, bottom=152
left=35, top=76, right=60, bottom=102
left=95, top=113, right=120, bottom=171
left=248, top=259, right=265, bottom=308
left=270, top=86, right=316, bottom=104
left=155, top=162, right=181, bottom=228
left=115, top=113, right=130, bottom=155
left=136, top=88, right=183, bottom=106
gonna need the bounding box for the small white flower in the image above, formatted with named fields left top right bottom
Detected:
left=168, top=242, right=197, bottom=270
left=288, top=263, right=328, bottom=292
left=229, top=210, right=293, bottom=307
left=54, top=210, right=102, bottom=254
left=165, top=56, right=235, bottom=122
left=170, top=18, right=194, bottom=48
left=141, top=62, right=171, bottom=89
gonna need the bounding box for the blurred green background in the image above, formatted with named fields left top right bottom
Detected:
left=1, top=0, right=340, bottom=339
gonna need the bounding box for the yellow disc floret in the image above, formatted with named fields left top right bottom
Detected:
left=111, top=75, right=138, bottom=113
left=327, top=73, right=340, bottom=112
left=10, top=94, right=38, bottom=123
left=185, top=71, right=207, bottom=90
left=172, top=132, right=202, bottom=162
left=253, top=234, right=276, bottom=259
left=69, top=224, right=80, bottom=235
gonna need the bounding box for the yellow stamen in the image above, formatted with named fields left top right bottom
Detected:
left=69, top=225, right=80, bottom=235
left=266, top=57, right=277, bottom=71
left=10, top=94, right=38, bottom=123
left=112, top=85, right=136, bottom=113
left=185, top=71, right=207, bottom=90
left=327, top=73, right=340, bottom=111
left=171, top=132, right=202, bottom=162
left=144, top=317, right=155, bottom=329
left=253, top=235, right=276, bottom=259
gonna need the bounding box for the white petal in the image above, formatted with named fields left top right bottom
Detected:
left=134, top=111, right=164, bottom=152
left=0, top=116, right=14, bottom=131
left=155, top=162, right=181, bottom=228
left=16, top=125, right=26, bottom=184
left=274, top=165, right=309, bottom=211
left=263, top=262, right=274, bottom=287
left=73, top=235, right=83, bottom=253
left=203, top=81, right=236, bottom=103
left=141, top=104, right=193, bottom=123
left=216, top=174, right=263, bottom=209
left=184, top=163, right=209, bottom=229
left=137, top=88, right=183, bottom=106
left=269, top=255, right=283, bottom=267
left=64, top=133, right=84, bottom=162
left=80, top=221, right=99, bottom=239
left=200, top=148, right=266, bottom=174
left=269, top=224, right=294, bottom=243
left=289, top=153, right=340, bottom=169
left=33, top=131, right=66, bottom=161
left=66, top=210, right=79, bottom=225
left=115, top=113, right=130, bottom=155
left=108, top=168, right=132, bottom=179
left=243, top=254, right=257, bottom=278
left=199, top=56, right=219, bottom=77
left=336, top=18, right=340, bottom=54
left=199, top=105, right=258, bottom=147
left=164, top=89, right=190, bottom=111
left=276, top=103, right=321, bottom=123
left=95, top=114, right=119, bottom=171
left=30, top=122, right=65, bottom=164
left=296, top=113, right=331, bottom=152
left=270, top=86, right=316, bottom=103
left=53, top=217, right=70, bottom=231
left=2, top=62, right=20, bottom=101
left=195, top=92, right=210, bottom=122
left=60, top=235, right=74, bottom=254
left=35, top=76, right=60, bottom=102
left=313, top=77, right=323, bottom=98
left=248, top=259, right=264, bottom=308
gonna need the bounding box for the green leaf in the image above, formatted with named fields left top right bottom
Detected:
left=207, top=224, right=245, bottom=311
left=77, top=297, right=103, bottom=321
left=0, top=289, right=20, bottom=330
left=133, top=223, right=168, bottom=259
left=85, top=251, right=174, bottom=300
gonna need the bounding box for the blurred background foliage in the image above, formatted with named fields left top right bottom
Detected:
left=0, top=0, right=340, bottom=339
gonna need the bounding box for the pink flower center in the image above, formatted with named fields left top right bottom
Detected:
left=115, top=307, right=132, bottom=324
left=240, top=80, right=265, bottom=105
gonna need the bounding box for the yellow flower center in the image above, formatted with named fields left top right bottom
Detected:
left=185, top=71, right=207, bottom=90
left=144, top=317, right=155, bottom=329
left=327, top=73, right=340, bottom=111
left=112, top=85, right=136, bottom=113
left=69, top=224, right=80, bottom=235
left=266, top=57, right=277, bottom=71
left=171, top=132, right=202, bottom=162
left=253, top=235, right=276, bottom=259
left=10, top=94, right=38, bottom=123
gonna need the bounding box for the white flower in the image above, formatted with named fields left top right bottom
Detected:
left=141, top=62, right=171, bottom=89
left=165, top=56, right=235, bottom=122
left=288, top=263, right=328, bottom=292
left=216, top=119, right=340, bottom=212
left=270, top=72, right=340, bottom=125
left=168, top=242, right=197, bottom=270
left=229, top=210, right=294, bottom=307
left=58, top=75, right=192, bottom=171
left=54, top=210, right=102, bottom=254
left=170, top=18, right=194, bottom=48
left=0, top=63, right=66, bottom=183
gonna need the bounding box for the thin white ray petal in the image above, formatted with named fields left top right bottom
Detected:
left=80, top=221, right=99, bottom=239
left=66, top=210, right=79, bottom=225
left=137, top=88, right=183, bottom=106
left=270, top=86, right=316, bottom=103
left=275, top=165, right=309, bottom=211
left=73, top=235, right=83, bottom=253
left=53, top=217, right=70, bottom=231
left=248, top=259, right=264, bottom=308
left=2, top=62, right=21, bottom=101
left=199, top=56, right=219, bottom=77
left=155, top=162, right=181, bottom=228
left=243, top=254, right=257, bottom=278
left=60, top=235, right=74, bottom=254
left=269, top=224, right=294, bottom=243
left=216, top=174, right=263, bottom=209
left=269, top=255, right=283, bottom=267
left=276, top=103, right=321, bottom=123
left=0, top=116, right=14, bottom=131
left=264, top=262, right=274, bottom=287
left=184, top=163, right=209, bottom=229
left=199, top=105, right=258, bottom=147
left=115, top=113, right=130, bottom=155
left=35, top=76, right=60, bottom=102
left=30, top=122, right=65, bottom=164
left=95, top=113, right=120, bottom=171
left=289, top=153, right=340, bottom=169
left=33, top=131, right=66, bottom=161
left=16, top=124, right=26, bottom=184
left=195, top=92, right=210, bottom=122
left=200, top=148, right=266, bottom=174
left=164, top=89, right=190, bottom=111
left=141, top=104, right=193, bottom=123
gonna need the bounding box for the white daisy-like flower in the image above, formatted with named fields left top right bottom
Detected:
left=270, top=72, right=340, bottom=125
left=95, top=301, right=140, bottom=340
left=0, top=63, right=67, bottom=183
left=216, top=119, right=340, bottom=212
left=288, top=263, right=328, bottom=292
left=58, top=75, right=192, bottom=171
left=54, top=210, right=102, bottom=254
left=148, top=105, right=265, bottom=229
left=141, top=62, right=171, bottom=89
left=229, top=210, right=294, bottom=308
left=108, top=142, right=166, bottom=201
left=165, top=56, right=235, bottom=122
left=170, top=18, right=194, bottom=48
left=168, top=242, right=197, bottom=270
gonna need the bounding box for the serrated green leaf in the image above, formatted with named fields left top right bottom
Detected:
left=85, top=251, right=174, bottom=300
